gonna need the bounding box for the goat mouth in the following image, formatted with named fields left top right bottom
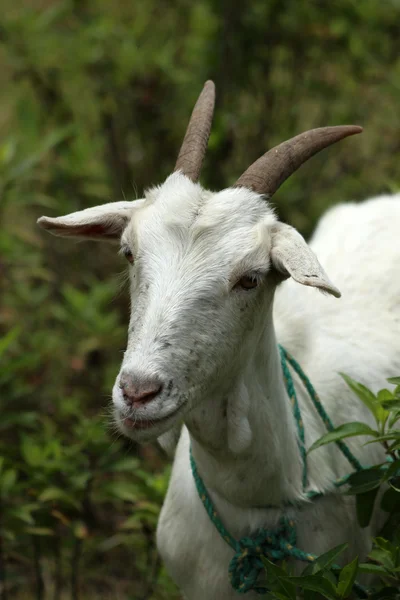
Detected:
left=121, top=405, right=183, bottom=431
left=123, top=417, right=163, bottom=430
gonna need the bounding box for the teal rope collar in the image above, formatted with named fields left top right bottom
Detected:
left=190, top=345, right=369, bottom=596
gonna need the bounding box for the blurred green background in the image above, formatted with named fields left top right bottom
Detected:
left=1, top=0, right=400, bottom=598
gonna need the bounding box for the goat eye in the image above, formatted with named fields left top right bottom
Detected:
left=123, top=248, right=134, bottom=264
left=235, top=274, right=259, bottom=291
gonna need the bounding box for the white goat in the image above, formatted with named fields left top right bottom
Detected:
left=38, top=81, right=400, bottom=600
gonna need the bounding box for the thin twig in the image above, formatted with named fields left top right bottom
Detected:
left=32, top=536, right=45, bottom=600
left=82, top=473, right=97, bottom=530
left=71, top=537, right=82, bottom=600
left=139, top=549, right=161, bottom=600
left=0, top=502, right=7, bottom=600
left=53, top=535, right=62, bottom=600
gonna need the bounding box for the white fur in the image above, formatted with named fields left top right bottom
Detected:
left=38, top=177, right=400, bottom=599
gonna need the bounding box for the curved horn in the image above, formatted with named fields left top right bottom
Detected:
left=234, top=126, right=363, bottom=196
left=174, top=80, right=215, bottom=182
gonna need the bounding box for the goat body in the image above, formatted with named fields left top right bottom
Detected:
left=155, top=192, right=400, bottom=600
left=39, top=181, right=400, bottom=599
left=37, top=81, right=400, bottom=599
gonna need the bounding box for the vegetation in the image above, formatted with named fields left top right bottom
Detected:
left=0, top=0, right=399, bottom=598
left=260, top=375, right=400, bottom=600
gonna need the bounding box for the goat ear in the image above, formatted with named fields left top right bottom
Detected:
left=37, top=200, right=144, bottom=242
left=270, top=222, right=341, bottom=298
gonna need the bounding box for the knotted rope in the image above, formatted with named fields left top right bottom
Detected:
left=190, top=449, right=321, bottom=595
left=228, top=518, right=299, bottom=594
left=190, top=345, right=370, bottom=597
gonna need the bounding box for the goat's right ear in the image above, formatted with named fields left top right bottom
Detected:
left=37, top=200, right=145, bottom=242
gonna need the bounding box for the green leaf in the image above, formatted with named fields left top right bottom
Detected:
left=26, top=527, right=54, bottom=536
left=8, top=126, right=75, bottom=181
left=38, top=487, right=81, bottom=509
left=132, top=500, right=160, bottom=516
left=302, top=543, right=348, bottom=575
left=380, top=488, right=400, bottom=513
left=283, top=575, right=337, bottom=600
left=261, top=558, right=295, bottom=598
left=358, top=562, right=389, bottom=576
left=308, top=422, right=377, bottom=453
left=336, top=557, right=358, bottom=598
left=109, top=457, right=140, bottom=472
left=388, top=410, right=400, bottom=429
left=261, top=557, right=289, bottom=580
left=365, top=431, right=399, bottom=444
left=0, top=469, right=18, bottom=495
left=0, top=412, right=37, bottom=431
left=381, top=400, right=400, bottom=411
left=20, top=437, right=44, bottom=467
left=388, top=477, right=400, bottom=492
left=377, top=389, right=395, bottom=403
left=346, top=467, right=384, bottom=494
left=387, top=377, right=400, bottom=386
left=277, top=579, right=296, bottom=600
left=388, top=441, right=400, bottom=454
left=368, top=548, right=394, bottom=570
left=119, top=515, right=142, bottom=531
left=383, top=461, right=400, bottom=481
left=0, top=326, right=21, bottom=357
left=339, top=373, right=379, bottom=419
left=356, top=487, right=379, bottom=528
left=323, top=570, right=339, bottom=587
left=374, top=537, right=396, bottom=554
left=106, top=482, right=140, bottom=503
left=8, top=506, right=36, bottom=525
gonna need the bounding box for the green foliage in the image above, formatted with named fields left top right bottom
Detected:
left=259, top=530, right=400, bottom=600
left=260, top=540, right=400, bottom=600
left=0, top=396, right=176, bottom=598
left=275, top=376, right=400, bottom=600
left=308, top=422, right=378, bottom=453
left=1, top=0, right=400, bottom=598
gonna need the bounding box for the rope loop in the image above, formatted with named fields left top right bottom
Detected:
left=229, top=539, right=264, bottom=594
left=229, top=518, right=298, bottom=594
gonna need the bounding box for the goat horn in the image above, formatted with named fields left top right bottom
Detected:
left=234, top=125, right=363, bottom=196
left=174, top=80, right=215, bottom=182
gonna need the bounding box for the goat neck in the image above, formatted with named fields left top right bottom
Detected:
left=185, top=301, right=304, bottom=509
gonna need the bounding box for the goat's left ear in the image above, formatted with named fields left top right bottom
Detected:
left=270, top=222, right=341, bottom=298
left=37, top=200, right=145, bottom=243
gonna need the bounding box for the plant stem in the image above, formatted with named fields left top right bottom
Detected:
left=0, top=509, right=7, bottom=600
left=53, top=536, right=62, bottom=600
left=32, top=536, right=45, bottom=600
left=82, top=474, right=97, bottom=530
left=139, top=542, right=161, bottom=600
left=71, top=537, right=82, bottom=600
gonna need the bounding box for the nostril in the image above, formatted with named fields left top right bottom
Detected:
left=120, top=376, right=163, bottom=406
left=136, top=384, right=163, bottom=404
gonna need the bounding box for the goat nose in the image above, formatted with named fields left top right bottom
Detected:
left=119, top=374, right=163, bottom=406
